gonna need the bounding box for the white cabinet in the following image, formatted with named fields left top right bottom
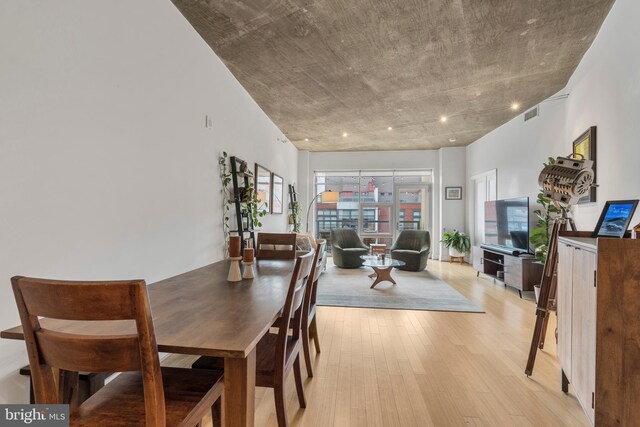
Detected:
left=556, top=235, right=640, bottom=426
left=557, top=240, right=596, bottom=424
left=556, top=242, right=574, bottom=379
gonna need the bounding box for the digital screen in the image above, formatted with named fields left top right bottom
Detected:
left=597, top=203, right=636, bottom=237
left=484, top=197, right=529, bottom=250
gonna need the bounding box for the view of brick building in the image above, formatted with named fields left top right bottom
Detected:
left=313, top=172, right=431, bottom=249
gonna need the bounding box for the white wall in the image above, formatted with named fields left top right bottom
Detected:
left=465, top=97, right=567, bottom=237
left=439, top=147, right=467, bottom=259
left=466, top=97, right=568, bottom=203
left=0, top=0, right=297, bottom=403
left=467, top=0, right=640, bottom=234
left=563, top=0, right=640, bottom=229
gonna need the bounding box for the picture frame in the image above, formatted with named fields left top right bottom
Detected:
left=271, top=173, right=284, bottom=214
left=572, top=126, right=597, bottom=204
left=255, top=164, right=271, bottom=214
left=445, top=186, right=462, bottom=200
left=592, top=200, right=638, bottom=238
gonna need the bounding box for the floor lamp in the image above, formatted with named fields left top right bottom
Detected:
left=525, top=153, right=595, bottom=376
left=306, top=190, right=339, bottom=233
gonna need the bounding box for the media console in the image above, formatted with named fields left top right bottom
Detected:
left=480, top=243, right=524, bottom=256
left=474, top=245, right=543, bottom=297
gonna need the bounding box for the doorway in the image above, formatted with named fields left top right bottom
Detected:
left=469, top=169, right=497, bottom=270
left=395, top=185, right=429, bottom=236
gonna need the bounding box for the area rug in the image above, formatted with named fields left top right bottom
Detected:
left=316, top=265, right=484, bottom=313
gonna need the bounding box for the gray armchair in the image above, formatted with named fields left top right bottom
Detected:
left=330, top=229, right=369, bottom=268
left=390, top=230, right=430, bottom=271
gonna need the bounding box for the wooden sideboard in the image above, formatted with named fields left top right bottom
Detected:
left=556, top=234, right=640, bottom=426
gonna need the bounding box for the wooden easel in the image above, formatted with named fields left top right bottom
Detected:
left=524, top=214, right=575, bottom=376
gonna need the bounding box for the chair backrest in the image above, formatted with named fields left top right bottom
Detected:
left=394, top=230, right=430, bottom=251
left=304, top=242, right=327, bottom=319
left=257, top=232, right=297, bottom=259
left=275, top=250, right=314, bottom=373
left=11, top=277, right=165, bottom=426
left=330, top=228, right=365, bottom=249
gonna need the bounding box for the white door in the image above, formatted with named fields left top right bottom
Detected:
left=394, top=185, right=430, bottom=239
left=470, top=170, right=497, bottom=270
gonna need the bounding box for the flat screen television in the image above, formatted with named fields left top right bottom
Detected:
left=484, top=197, right=530, bottom=253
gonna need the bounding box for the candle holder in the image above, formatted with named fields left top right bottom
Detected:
left=227, top=256, right=242, bottom=282
left=242, top=261, right=255, bottom=279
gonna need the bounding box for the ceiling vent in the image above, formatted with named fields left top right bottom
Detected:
left=524, top=106, right=539, bottom=122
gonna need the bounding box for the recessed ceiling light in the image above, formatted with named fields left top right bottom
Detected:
left=387, top=126, right=393, bottom=131
left=342, top=132, right=348, bottom=137
left=511, top=102, right=521, bottom=111
left=449, top=138, right=457, bottom=142
left=304, top=138, right=309, bottom=142
left=440, top=116, right=448, bottom=123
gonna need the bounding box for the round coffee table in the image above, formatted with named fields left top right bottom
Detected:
left=360, top=255, right=406, bottom=288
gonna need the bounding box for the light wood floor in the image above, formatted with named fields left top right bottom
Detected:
left=165, top=260, right=589, bottom=427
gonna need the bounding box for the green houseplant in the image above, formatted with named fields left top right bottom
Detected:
left=529, top=158, right=569, bottom=263
left=240, top=183, right=266, bottom=229
left=219, top=152, right=233, bottom=257
left=441, top=229, right=471, bottom=257
left=218, top=152, right=266, bottom=257
left=288, top=200, right=302, bottom=233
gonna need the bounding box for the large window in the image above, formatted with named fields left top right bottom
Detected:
left=314, top=170, right=432, bottom=252
left=316, top=209, right=338, bottom=231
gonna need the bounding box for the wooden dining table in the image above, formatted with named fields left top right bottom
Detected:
left=1, top=258, right=297, bottom=427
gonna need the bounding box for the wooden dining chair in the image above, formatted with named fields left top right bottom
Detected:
left=193, top=250, right=315, bottom=427
left=301, top=241, right=326, bottom=377
left=256, top=232, right=297, bottom=259
left=272, top=242, right=326, bottom=378
left=11, top=276, right=224, bottom=427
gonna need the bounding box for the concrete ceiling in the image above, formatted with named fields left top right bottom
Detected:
left=172, top=0, right=615, bottom=151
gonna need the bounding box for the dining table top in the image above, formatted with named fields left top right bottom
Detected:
left=1, top=258, right=296, bottom=359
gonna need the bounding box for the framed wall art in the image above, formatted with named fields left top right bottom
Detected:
left=445, top=186, right=462, bottom=200
left=255, top=163, right=271, bottom=214
left=572, top=126, right=597, bottom=203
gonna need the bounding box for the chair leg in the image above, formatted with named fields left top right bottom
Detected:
left=310, top=317, right=321, bottom=354
left=212, top=396, right=223, bottom=427
left=293, top=355, right=306, bottom=409
left=302, top=323, right=314, bottom=378
left=274, top=383, right=288, bottom=427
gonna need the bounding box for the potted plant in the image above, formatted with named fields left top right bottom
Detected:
left=530, top=158, right=570, bottom=264
left=288, top=201, right=302, bottom=233
left=240, top=183, right=266, bottom=228
left=218, top=152, right=266, bottom=258
left=529, top=157, right=571, bottom=301
left=441, top=229, right=471, bottom=257
left=219, top=152, right=233, bottom=257
left=530, top=157, right=574, bottom=264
